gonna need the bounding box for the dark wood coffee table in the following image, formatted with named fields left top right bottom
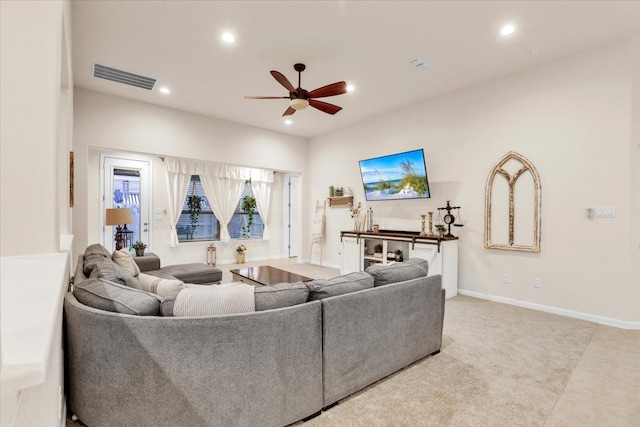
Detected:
left=230, top=265, right=312, bottom=287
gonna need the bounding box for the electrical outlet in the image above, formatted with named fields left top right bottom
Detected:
left=534, top=278, right=543, bottom=288
left=503, top=273, right=511, bottom=284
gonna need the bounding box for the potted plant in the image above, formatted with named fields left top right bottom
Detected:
left=394, top=249, right=403, bottom=262
left=374, top=243, right=383, bottom=258
left=236, top=243, right=247, bottom=264
left=187, top=182, right=202, bottom=240
left=241, top=195, right=256, bottom=238
left=132, top=241, right=147, bottom=256
left=435, top=224, right=446, bottom=237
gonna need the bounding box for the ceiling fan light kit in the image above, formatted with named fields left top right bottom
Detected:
left=290, top=98, right=309, bottom=110
left=245, top=63, right=347, bottom=116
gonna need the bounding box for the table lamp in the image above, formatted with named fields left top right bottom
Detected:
left=105, top=208, right=133, bottom=250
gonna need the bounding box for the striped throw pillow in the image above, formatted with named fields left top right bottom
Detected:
left=173, top=282, right=255, bottom=317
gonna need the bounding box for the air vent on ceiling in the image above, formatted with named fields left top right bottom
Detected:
left=409, top=58, right=429, bottom=70
left=93, top=63, right=156, bottom=90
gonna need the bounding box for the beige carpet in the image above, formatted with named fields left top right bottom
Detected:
left=67, top=261, right=640, bottom=426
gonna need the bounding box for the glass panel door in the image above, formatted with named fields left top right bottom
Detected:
left=102, top=156, right=151, bottom=252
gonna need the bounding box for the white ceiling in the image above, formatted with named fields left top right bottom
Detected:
left=72, top=1, right=640, bottom=139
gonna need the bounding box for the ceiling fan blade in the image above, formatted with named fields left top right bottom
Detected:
left=270, top=70, right=296, bottom=92
left=308, top=81, right=347, bottom=98
left=282, top=106, right=296, bottom=116
left=309, top=99, right=342, bottom=115
left=244, top=96, right=289, bottom=99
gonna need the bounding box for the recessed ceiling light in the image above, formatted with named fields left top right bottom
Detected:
left=500, top=24, right=516, bottom=37
left=284, top=119, right=293, bottom=125
left=159, top=87, right=170, bottom=94
left=221, top=32, right=235, bottom=44
left=347, top=84, right=355, bottom=92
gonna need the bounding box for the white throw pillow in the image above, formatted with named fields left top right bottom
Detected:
left=173, top=282, right=255, bottom=317
left=111, top=248, right=141, bottom=277
left=138, top=273, right=185, bottom=297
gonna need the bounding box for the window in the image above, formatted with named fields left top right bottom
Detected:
left=178, top=176, right=263, bottom=242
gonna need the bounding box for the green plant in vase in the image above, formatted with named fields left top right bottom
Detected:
left=394, top=249, right=403, bottom=262
left=241, top=195, right=256, bottom=238
left=132, top=241, right=147, bottom=256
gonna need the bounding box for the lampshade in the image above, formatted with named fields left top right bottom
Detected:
left=105, top=208, right=133, bottom=226
left=290, top=98, right=309, bottom=110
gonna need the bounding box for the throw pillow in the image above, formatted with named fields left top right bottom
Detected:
left=158, top=287, right=209, bottom=317
left=112, top=248, right=141, bottom=277
left=90, top=261, right=143, bottom=290
left=138, top=273, right=185, bottom=298
left=74, top=277, right=161, bottom=316
left=254, top=282, right=310, bottom=311
left=160, top=291, right=180, bottom=317
left=84, top=243, right=112, bottom=258
left=82, top=243, right=113, bottom=276
left=365, top=260, right=427, bottom=287
left=172, top=283, right=256, bottom=317
left=306, top=272, right=374, bottom=300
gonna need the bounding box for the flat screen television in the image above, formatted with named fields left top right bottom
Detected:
left=358, top=149, right=431, bottom=201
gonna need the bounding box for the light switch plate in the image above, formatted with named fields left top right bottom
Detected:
left=595, top=206, right=616, bottom=218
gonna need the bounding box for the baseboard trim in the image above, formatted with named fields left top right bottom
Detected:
left=458, top=290, right=640, bottom=330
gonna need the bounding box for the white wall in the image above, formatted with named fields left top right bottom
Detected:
left=631, top=37, right=640, bottom=321
left=310, top=40, right=640, bottom=324
left=1, top=2, right=73, bottom=426
left=0, top=0, right=73, bottom=256
left=73, top=89, right=309, bottom=265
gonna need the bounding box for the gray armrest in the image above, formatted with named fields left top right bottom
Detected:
left=133, top=254, right=160, bottom=272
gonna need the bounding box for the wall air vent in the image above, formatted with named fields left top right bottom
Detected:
left=93, top=63, right=156, bottom=90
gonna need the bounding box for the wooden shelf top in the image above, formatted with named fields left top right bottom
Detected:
left=341, top=229, right=459, bottom=241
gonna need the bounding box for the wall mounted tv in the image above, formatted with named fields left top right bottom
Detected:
left=358, top=149, right=431, bottom=201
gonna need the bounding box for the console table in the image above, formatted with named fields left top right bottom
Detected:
left=340, top=230, right=459, bottom=298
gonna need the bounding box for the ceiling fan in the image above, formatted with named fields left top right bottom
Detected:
left=245, top=63, right=347, bottom=116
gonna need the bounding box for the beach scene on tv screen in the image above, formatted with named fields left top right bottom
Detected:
left=359, top=149, right=430, bottom=200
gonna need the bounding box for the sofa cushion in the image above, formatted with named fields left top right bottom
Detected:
left=89, top=261, right=142, bottom=290
left=149, top=263, right=222, bottom=284
left=160, top=292, right=179, bottom=317
left=254, top=282, right=310, bottom=311
left=82, top=243, right=113, bottom=276
left=365, top=260, right=428, bottom=287
left=404, top=257, right=429, bottom=275
left=112, top=248, right=141, bottom=277
left=172, top=282, right=256, bottom=317
left=73, top=277, right=161, bottom=316
left=138, top=273, right=185, bottom=298
left=306, top=272, right=374, bottom=300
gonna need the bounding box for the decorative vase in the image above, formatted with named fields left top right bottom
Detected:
left=237, top=252, right=245, bottom=264
left=135, top=249, right=145, bottom=256
left=354, top=214, right=362, bottom=232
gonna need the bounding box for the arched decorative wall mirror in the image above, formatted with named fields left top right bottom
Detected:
left=485, top=151, right=541, bottom=252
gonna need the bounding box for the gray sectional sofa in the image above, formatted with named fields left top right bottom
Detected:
left=65, top=245, right=445, bottom=427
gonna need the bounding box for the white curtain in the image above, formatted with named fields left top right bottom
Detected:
left=164, top=158, right=274, bottom=244
left=200, top=164, right=245, bottom=243
left=250, top=180, right=272, bottom=240
left=164, top=158, right=200, bottom=247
